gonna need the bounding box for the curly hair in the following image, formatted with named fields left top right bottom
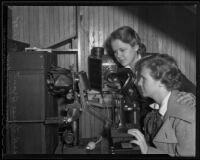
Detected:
left=137, top=54, right=182, bottom=91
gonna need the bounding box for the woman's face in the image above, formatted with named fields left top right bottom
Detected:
left=111, top=39, right=139, bottom=67
left=137, top=67, right=161, bottom=99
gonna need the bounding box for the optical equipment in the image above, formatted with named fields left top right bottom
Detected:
left=46, top=66, right=90, bottom=150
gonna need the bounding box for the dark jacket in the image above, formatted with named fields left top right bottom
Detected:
left=147, top=90, right=195, bottom=156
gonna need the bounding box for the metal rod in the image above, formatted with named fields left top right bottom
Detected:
left=7, top=120, right=44, bottom=123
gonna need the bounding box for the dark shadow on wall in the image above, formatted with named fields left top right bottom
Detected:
left=124, top=4, right=197, bottom=55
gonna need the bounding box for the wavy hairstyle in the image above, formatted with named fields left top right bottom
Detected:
left=136, top=54, right=182, bottom=91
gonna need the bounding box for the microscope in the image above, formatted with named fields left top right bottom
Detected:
left=104, top=67, right=142, bottom=153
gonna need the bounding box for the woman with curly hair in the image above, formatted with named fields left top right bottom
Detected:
left=128, top=54, right=195, bottom=156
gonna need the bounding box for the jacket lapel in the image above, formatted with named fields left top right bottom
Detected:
left=153, top=118, right=177, bottom=144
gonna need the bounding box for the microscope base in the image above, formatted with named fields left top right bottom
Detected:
left=110, top=127, right=140, bottom=154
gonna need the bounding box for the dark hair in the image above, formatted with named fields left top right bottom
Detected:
left=137, top=54, right=181, bottom=91
left=104, top=26, right=146, bottom=65
left=110, top=26, right=141, bottom=47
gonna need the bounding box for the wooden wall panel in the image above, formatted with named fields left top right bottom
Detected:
left=8, top=6, right=76, bottom=47
left=41, top=7, right=49, bottom=47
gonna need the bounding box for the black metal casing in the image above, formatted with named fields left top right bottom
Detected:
left=6, top=51, right=58, bottom=154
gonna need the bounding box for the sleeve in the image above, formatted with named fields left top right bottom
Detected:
left=179, top=72, right=196, bottom=95
left=174, top=118, right=196, bottom=156
left=147, top=118, right=196, bottom=156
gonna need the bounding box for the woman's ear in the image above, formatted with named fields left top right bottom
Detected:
left=158, top=81, right=165, bottom=88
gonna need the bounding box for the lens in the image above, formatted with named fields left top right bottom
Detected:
left=107, top=72, right=119, bottom=83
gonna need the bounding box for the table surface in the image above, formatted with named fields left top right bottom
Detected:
left=54, top=137, right=140, bottom=154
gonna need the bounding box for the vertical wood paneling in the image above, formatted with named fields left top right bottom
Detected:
left=127, top=7, right=134, bottom=28
left=49, top=7, right=54, bottom=45
left=99, top=6, right=104, bottom=46
left=69, top=6, right=75, bottom=37
left=164, top=7, right=172, bottom=57
left=180, top=45, right=186, bottom=75
left=138, top=7, right=148, bottom=45
left=9, top=6, right=76, bottom=47
left=53, top=7, right=60, bottom=43
left=31, top=6, right=39, bottom=47
left=180, top=46, right=186, bottom=75
left=132, top=7, right=139, bottom=32
left=59, top=7, right=64, bottom=41
left=123, top=7, right=129, bottom=26
left=43, top=7, right=50, bottom=47
left=88, top=6, right=94, bottom=51
left=39, top=7, right=43, bottom=48
left=35, top=7, right=40, bottom=47
left=184, top=46, right=190, bottom=79
left=151, top=27, right=157, bottom=53
left=65, top=7, right=70, bottom=39
left=108, top=6, right=114, bottom=36
left=113, top=6, right=119, bottom=30
left=147, top=24, right=153, bottom=52
left=103, top=6, right=108, bottom=49
left=157, top=30, right=163, bottom=54
left=118, top=6, right=124, bottom=27
left=93, top=6, right=99, bottom=47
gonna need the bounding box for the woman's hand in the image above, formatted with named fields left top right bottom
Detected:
left=176, top=92, right=196, bottom=107
left=128, top=129, right=148, bottom=154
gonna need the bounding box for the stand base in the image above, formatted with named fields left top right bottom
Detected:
left=110, top=127, right=141, bottom=154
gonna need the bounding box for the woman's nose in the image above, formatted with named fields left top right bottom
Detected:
left=116, top=51, right=122, bottom=58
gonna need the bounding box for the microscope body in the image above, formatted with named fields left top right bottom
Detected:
left=109, top=68, right=142, bottom=153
